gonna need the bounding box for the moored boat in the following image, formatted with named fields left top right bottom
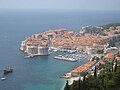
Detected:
left=54, top=55, right=77, bottom=62
left=1, top=77, right=6, bottom=81
left=3, top=66, right=13, bottom=75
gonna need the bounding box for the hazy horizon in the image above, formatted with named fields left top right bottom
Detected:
left=0, top=0, right=120, bottom=11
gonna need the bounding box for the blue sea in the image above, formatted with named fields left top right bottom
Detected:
left=0, top=10, right=120, bottom=90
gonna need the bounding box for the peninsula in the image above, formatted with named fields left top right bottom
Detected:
left=20, top=23, right=120, bottom=89
left=20, top=23, right=120, bottom=58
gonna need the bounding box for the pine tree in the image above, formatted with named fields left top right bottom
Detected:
left=94, top=66, right=97, bottom=77
left=64, top=80, right=70, bottom=90
left=114, top=59, right=117, bottom=72
left=111, top=59, right=114, bottom=72
left=78, top=77, right=81, bottom=90
left=83, top=75, right=86, bottom=82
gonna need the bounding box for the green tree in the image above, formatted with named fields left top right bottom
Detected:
left=113, top=71, right=120, bottom=88
left=64, top=80, right=70, bottom=90
left=78, top=78, right=81, bottom=90
left=94, top=66, right=97, bottom=77
left=111, top=59, right=114, bottom=72
left=80, top=71, right=88, bottom=77
left=97, top=49, right=104, bottom=54
left=114, top=60, right=117, bottom=72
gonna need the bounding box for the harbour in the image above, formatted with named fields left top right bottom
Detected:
left=54, top=52, right=87, bottom=62
left=0, top=10, right=120, bottom=90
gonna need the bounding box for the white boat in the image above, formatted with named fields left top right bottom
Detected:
left=54, top=56, right=77, bottom=62
left=26, top=54, right=34, bottom=58
left=1, top=77, right=6, bottom=80
left=53, top=49, right=58, bottom=52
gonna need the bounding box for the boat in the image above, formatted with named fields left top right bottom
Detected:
left=53, top=49, right=58, bottom=52
left=54, top=55, right=77, bottom=62
left=68, top=50, right=76, bottom=53
left=3, top=66, right=13, bottom=75
left=1, top=77, right=6, bottom=81
left=26, top=54, right=34, bottom=58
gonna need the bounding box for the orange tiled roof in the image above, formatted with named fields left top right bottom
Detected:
left=71, top=61, right=95, bottom=73
left=26, top=41, right=33, bottom=45
left=115, top=56, right=120, bottom=60
left=104, top=53, right=114, bottom=59
left=100, top=61, right=106, bottom=65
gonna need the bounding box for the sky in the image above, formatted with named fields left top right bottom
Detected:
left=0, top=0, right=120, bottom=11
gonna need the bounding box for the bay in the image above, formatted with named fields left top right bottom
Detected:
left=0, top=10, right=120, bottom=90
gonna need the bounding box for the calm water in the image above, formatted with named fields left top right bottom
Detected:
left=0, top=10, right=120, bottom=90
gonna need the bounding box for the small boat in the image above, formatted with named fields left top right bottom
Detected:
left=53, top=49, right=57, bottom=52
left=26, top=54, right=34, bottom=58
left=1, top=77, right=6, bottom=81
left=3, top=66, right=13, bottom=75
left=26, top=54, right=35, bottom=58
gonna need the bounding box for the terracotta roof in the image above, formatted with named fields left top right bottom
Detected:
left=115, top=56, right=120, bottom=61
left=104, top=53, right=114, bottom=59
left=71, top=61, right=95, bottom=73
left=100, top=61, right=106, bottom=65
left=26, top=41, right=33, bottom=45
